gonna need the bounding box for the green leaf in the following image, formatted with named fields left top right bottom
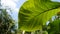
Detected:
left=18, top=0, right=60, bottom=31
left=43, top=31, right=48, bottom=34
left=47, top=19, right=60, bottom=34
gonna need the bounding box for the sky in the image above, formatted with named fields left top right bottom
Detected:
left=1, top=0, right=26, bottom=22
left=52, top=0, right=60, bottom=2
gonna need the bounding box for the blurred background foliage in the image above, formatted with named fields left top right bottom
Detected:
left=0, top=0, right=17, bottom=34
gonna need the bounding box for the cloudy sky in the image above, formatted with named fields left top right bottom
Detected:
left=1, top=0, right=26, bottom=22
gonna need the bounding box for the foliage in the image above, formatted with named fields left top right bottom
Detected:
left=0, top=9, right=16, bottom=34
left=18, top=0, right=60, bottom=31
left=47, top=19, right=60, bottom=34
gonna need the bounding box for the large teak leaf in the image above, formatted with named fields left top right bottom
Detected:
left=18, top=0, right=60, bottom=31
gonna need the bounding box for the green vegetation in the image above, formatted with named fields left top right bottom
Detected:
left=0, top=0, right=60, bottom=34
left=18, top=0, right=60, bottom=34
left=18, top=0, right=60, bottom=31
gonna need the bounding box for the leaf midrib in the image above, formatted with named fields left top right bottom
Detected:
left=34, top=6, right=60, bottom=17
left=27, top=6, right=60, bottom=22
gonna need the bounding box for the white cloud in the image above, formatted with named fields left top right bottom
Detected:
left=1, top=0, right=17, bottom=9
left=13, top=8, right=19, bottom=12
left=12, top=0, right=19, bottom=2
left=1, top=0, right=26, bottom=12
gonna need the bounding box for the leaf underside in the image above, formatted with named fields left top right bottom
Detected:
left=18, top=0, right=60, bottom=31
